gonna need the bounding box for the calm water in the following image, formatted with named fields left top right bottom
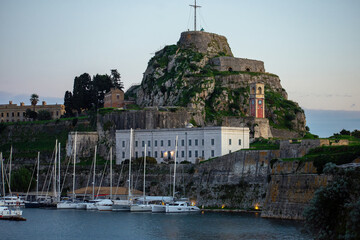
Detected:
left=0, top=209, right=312, bottom=240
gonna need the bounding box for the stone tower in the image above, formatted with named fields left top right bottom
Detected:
left=249, top=83, right=265, bottom=118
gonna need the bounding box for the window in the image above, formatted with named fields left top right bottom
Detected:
left=161, top=140, right=164, bottom=147
left=7, top=113, right=9, bottom=117
left=23, top=112, right=25, bottom=117
left=202, top=139, right=204, bottom=146
left=148, top=141, right=151, bottom=147
left=229, top=150, right=231, bottom=154
left=189, top=151, right=192, bottom=158
left=189, top=139, right=192, bottom=146
left=142, top=151, right=144, bottom=157
left=161, top=151, right=163, bottom=158
left=117, top=94, right=120, bottom=99
left=142, top=141, right=145, bottom=147
left=148, top=151, right=151, bottom=157
left=195, top=139, right=198, bottom=146
left=181, top=139, right=184, bottom=146
left=122, top=141, right=125, bottom=148
left=195, top=150, right=198, bottom=158
left=168, top=140, right=171, bottom=146
left=17, top=112, right=20, bottom=117
left=56, top=111, right=59, bottom=116
left=202, top=151, right=204, bottom=157
left=176, top=152, right=178, bottom=158
left=211, top=139, right=215, bottom=145
left=135, top=152, right=138, bottom=158
left=155, top=151, right=158, bottom=158
left=135, top=141, right=138, bottom=147
left=181, top=151, right=184, bottom=158
left=155, top=140, right=157, bottom=147
left=122, top=152, right=125, bottom=158
left=1, top=113, right=3, bottom=117
left=12, top=112, right=14, bottom=117
left=229, top=139, right=232, bottom=145
left=238, top=139, right=242, bottom=145
left=211, top=150, right=215, bottom=157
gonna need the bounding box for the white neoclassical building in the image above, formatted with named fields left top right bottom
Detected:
left=115, top=126, right=250, bottom=164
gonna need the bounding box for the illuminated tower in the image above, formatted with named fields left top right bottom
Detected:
left=249, top=83, right=265, bottom=118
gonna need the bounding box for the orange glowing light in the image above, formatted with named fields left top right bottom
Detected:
left=254, top=203, right=260, bottom=210
left=221, top=204, right=225, bottom=209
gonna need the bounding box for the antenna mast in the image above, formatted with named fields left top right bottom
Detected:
left=190, top=0, right=201, bottom=31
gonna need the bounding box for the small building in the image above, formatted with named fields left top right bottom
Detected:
left=104, top=88, right=125, bottom=108
left=0, top=101, right=65, bottom=123
left=115, top=126, right=250, bottom=164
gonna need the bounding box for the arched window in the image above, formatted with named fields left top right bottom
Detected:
left=258, top=87, right=262, bottom=94
left=246, top=68, right=250, bottom=72
left=252, top=87, right=255, bottom=94
left=228, top=67, right=233, bottom=72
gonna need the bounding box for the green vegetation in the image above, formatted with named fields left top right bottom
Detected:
left=265, top=89, right=303, bottom=130
left=304, top=163, right=360, bottom=240
left=284, top=145, right=360, bottom=173
left=249, top=138, right=280, bottom=150
left=0, top=119, right=93, bottom=159
left=10, top=167, right=35, bottom=192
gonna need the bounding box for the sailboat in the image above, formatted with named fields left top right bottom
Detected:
left=57, top=133, right=78, bottom=209
left=112, top=129, right=133, bottom=211
left=130, top=144, right=152, bottom=212
left=165, top=136, right=200, bottom=213
left=95, top=146, right=113, bottom=211
left=0, top=148, right=25, bottom=207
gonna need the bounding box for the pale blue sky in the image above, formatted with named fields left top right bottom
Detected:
left=0, top=0, right=360, bottom=112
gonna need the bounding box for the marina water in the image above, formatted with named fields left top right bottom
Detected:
left=0, top=209, right=312, bottom=240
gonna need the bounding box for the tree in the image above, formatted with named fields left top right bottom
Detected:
left=304, top=163, right=360, bottom=239
left=64, top=91, right=74, bottom=117
left=93, top=74, right=113, bottom=108
left=72, top=73, right=93, bottom=113
left=30, top=93, right=39, bottom=111
left=340, top=129, right=351, bottom=135
left=351, top=129, right=360, bottom=139
left=25, top=108, right=37, bottom=120
left=111, top=69, right=124, bottom=90
left=37, top=110, right=52, bottom=120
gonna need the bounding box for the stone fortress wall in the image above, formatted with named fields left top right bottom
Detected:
left=210, top=57, right=265, bottom=73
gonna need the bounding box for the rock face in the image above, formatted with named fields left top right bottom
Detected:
left=133, top=30, right=306, bottom=137
left=177, top=31, right=233, bottom=57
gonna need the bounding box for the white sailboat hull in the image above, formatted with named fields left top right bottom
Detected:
left=130, top=204, right=152, bottom=212
left=152, top=204, right=166, bottom=213
left=57, top=202, right=78, bottom=209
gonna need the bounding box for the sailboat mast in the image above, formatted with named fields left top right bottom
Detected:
left=173, top=136, right=178, bottom=199
left=9, top=146, right=12, bottom=194
left=54, top=140, right=58, bottom=201
left=1, top=152, right=4, bottom=197
left=143, top=144, right=147, bottom=202
left=110, top=146, right=113, bottom=200
left=93, top=145, right=97, bottom=200
left=58, top=142, right=61, bottom=202
left=73, top=132, right=77, bottom=201
left=36, top=152, right=40, bottom=201
left=128, top=129, right=133, bottom=198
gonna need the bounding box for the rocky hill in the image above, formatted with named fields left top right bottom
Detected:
left=130, top=31, right=306, bottom=136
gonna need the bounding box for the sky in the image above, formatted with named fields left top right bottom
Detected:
left=0, top=0, right=359, bottom=135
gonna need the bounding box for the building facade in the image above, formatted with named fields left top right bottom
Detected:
left=0, top=101, right=65, bottom=123
left=104, top=88, right=125, bottom=108
left=115, top=126, right=250, bottom=164
left=249, top=83, right=265, bottom=118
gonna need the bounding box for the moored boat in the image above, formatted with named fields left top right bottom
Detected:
left=0, top=206, right=26, bottom=221
left=95, top=199, right=113, bottom=211
left=165, top=201, right=200, bottom=213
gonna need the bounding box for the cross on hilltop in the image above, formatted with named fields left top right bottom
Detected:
left=190, top=0, right=201, bottom=31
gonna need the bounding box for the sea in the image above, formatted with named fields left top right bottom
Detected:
left=0, top=209, right=312, bottom=240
